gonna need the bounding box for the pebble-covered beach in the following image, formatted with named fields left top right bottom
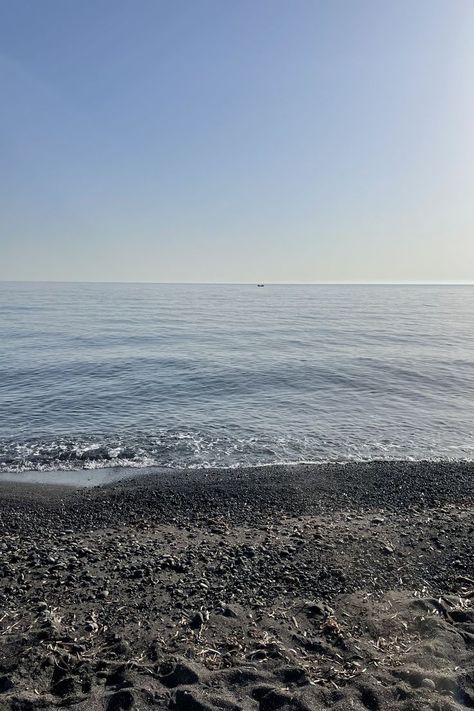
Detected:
left=1, top=462, right=474, bottom=710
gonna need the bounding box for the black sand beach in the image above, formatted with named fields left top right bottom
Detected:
left=1, top=462, right=474, bottom=710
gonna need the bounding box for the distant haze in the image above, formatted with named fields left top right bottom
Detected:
left=1, top=0, right=473, bottom=283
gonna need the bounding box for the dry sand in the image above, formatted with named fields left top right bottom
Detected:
left=1, top=461, right=473, bottom=710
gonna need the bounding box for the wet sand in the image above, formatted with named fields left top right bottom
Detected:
left=1, top=461, right=474, bottom=710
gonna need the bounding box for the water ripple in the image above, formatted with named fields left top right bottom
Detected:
left=0, top=282, right=473, bottom=473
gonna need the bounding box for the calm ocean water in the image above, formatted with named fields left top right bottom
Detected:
left=0, top=282, right=473, bottom=474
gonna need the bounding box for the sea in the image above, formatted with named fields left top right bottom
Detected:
left=0, top=282, right=473, bottom=476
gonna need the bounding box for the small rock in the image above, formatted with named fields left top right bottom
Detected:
left=0, top=675, right=14, bottom=693
left=107, top=689, right=135, bottom=710
left=189, top=612, right=204, bottom=630
left=113, top=639, right=131, bottom=656
left=421, top=678, right=436, bottom=690
left=52, top=676, right=76, bottom=697
left=277, top=665, right=308, bottom=684
left=304, top=600, right=330, bottom=618
left=160, top=659, right=200, bottom=688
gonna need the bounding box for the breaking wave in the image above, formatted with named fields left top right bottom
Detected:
left=1, top=429, right=473, bottom=474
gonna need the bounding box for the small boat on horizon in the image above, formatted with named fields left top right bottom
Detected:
left=257, top=283, right=265, bottom=287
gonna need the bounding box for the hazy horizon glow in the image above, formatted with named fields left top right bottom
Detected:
left=1, top=0, right=473, bottom=283
left=1, top=280, right=474, bottom=286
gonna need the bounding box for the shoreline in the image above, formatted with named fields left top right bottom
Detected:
left=0, top=465, right=147, bottom=488
left=1, top=461, right=474, bottom=710
left=1, top=456, right=473, bottom=488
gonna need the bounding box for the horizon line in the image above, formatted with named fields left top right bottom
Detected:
left=0, top=279, right=473, bottom=286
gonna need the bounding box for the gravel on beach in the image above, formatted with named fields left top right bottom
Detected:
left=1, top=461, right=474, bottom=710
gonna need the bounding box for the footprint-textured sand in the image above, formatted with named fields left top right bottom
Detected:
left=1, top=461, right=474, bottom=710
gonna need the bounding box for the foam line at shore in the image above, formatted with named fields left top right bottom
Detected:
left=0, top=466, right=148, bottom=487
left=1, top=457, right=474, bottom=489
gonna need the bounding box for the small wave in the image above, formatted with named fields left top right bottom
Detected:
left=1, top=430, right=473, bottom=475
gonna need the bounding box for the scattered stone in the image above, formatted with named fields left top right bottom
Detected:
left=189, top=611, right=205, bottom=630
left=276, top=665, right=308, bottom=684
left=107, top=689, right=135, bottom=710
left=51, top=676, right=75, bottom=697
left=0, top=675, right=14, bottom=693
left=160, top=659, right=201, bottom=688
left=1, top=461, right=474, bottom=711
left=304, top=600, right=330, bottom=618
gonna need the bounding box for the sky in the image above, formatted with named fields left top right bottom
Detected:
left=1, top=0, right=473, bottom=283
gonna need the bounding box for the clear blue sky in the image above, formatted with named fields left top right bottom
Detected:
left=1, top=0, right=473, bottom=282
